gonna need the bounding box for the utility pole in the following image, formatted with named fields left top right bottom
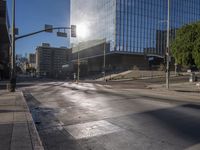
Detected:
left=77, top=45, right=80, bottom=83
left=103, top=39, right=106, bottom=81
left=166, top=0, right=170, bottom=89
left=10, top=0, right=16, bottom=92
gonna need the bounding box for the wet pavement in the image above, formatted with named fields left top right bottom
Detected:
left=21, top=81, right=200, bottom=150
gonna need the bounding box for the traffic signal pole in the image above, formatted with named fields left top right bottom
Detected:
left=10, top=0, right=16, bottom=92
left=15, top=27, right=72, bottom=41
left=103, top=39, right=106, bottom=81
left=10, top=22, right=76, bottom=92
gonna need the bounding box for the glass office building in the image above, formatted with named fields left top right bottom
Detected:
left=71, top=0, right=200, bottom=56
left=70, top=0, right=116, bottom=50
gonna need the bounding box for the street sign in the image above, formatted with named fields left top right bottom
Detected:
left=71, top=25, right=76, bottom=37
left=57, top=31, right=68, bottom=37
left=45, top=24, right=53, bottom=33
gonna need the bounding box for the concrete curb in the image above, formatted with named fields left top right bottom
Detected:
left=20, top=91, right=44, bottom=150
left=186, top=144, right=200, bottom=150
left=120, top=88, right=200, bottom=104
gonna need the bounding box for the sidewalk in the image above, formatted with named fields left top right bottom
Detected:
left=0, top=90, right=44, bottom=150
left=147, top=82, right=200, bottom=101
left=149, top=81, right=199, bottom=92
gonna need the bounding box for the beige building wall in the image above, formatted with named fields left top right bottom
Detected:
left=36, top=44, right=71, bottom=77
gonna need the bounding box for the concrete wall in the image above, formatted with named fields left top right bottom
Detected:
left=71, top=53, right=150, bottom=78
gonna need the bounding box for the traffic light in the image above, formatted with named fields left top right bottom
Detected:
left=44, top=24, right=53, bottom=33
left=71, top=25, right=77, bottom=37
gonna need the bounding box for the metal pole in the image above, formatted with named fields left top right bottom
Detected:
left=166, top=0, right=170, bottom=89
left=103, top=39, right=106, bottom=81
left=10, top=0, right=16, bottom=92
left=77, top=51, right=80, bottom=83
left=175, top=63, right=177, bottom=76
left=15, top=27, right=71, bottom=41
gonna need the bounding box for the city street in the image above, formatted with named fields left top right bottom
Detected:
left=2, top=0, right=200, bottom=149
left=20, top=80, right=200, bottom=150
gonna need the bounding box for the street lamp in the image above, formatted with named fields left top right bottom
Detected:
left=166, top=0, right=170, bottom=89
left=103, top=38, right=106, bottom=81
left=77, top=45, right=80, bottom=82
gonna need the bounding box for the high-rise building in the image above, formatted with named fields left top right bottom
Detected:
left=36, top=43, right=71, bottom=77
left=0, top=0, right=11, bottom=79
left=70, top=0, right=200, bottom=72
left=71, top=0, right=200, bottom=74
left=71, top=0, right=200, bottom=55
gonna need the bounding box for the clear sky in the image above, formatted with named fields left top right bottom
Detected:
left=7, top=0, right=70, bottom=56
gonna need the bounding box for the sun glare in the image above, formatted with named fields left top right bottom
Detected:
left=77, top=23, right=89, bottom=39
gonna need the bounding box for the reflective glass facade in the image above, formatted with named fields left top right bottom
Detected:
left=71, top=0, right=200, bottom=56
left=70, top=0, right=116, bottom=49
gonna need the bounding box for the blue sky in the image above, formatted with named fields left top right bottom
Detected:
left=7, top=0, right=70, bottom=56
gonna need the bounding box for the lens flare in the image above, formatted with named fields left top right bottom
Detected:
left=77, top=23, right=89, bottom=39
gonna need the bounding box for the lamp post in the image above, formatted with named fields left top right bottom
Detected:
left=166, top=0, right=170, bottom=89
left=175, top=63, right=177, bottom=76
left=103, top=38, right=106, bottom=81
left=77, top=49, right=80, bottom=83
left=76, top=40, right=81, bottom=83
left=10, top=0, right=16, bottom=92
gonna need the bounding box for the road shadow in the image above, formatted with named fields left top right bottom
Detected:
left=149, top=104, right=200, bottom=139
left=175, top=90, right=200, bottom=93
left=182, top=104, right=200, bottom=110
left=134, top=103, right=200, bottom=148
left=22, top=88, right=200, bottom=149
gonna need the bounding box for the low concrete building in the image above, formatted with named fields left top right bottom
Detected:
left=36, top=43, right=71, bottom=78
left=71, top=40, right=149, bottom=78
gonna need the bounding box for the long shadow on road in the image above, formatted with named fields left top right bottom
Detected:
left=148, top=104, right=200, bottom=141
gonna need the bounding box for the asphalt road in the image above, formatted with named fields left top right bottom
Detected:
left=20, top=80, right=200, bottom=150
